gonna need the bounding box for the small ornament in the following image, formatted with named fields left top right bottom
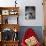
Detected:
left=15, top=0, right=17, bottom=7
left=5, top=18, right=8, bottom=24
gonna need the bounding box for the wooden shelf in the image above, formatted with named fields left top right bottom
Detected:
left=1, top=40, right=19, bottom=46
left=0, top=7, right=19, bottom=10
left=0, top=24, right=20, bottom=32
left=0, top=7, right=19, bottom=46
left=2, top=40, right=19, bottom=42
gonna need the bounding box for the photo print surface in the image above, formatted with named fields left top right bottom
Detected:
left=25, top=6, right=35, bottom=20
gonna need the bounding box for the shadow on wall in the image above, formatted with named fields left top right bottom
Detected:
left=18, top=26, right=44, bottom=44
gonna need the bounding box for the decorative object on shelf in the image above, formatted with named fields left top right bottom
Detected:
left=2, top=10, right=9, bottom=15
left=2, top=16, right=8, bottom=24
left=1, top=28, right=19, bottom=41
left=9, top=10, right=18, bottom=15
left=5, top=18, right=8, bottom=24
left=25, top=6, right=35, bottom=20
left=15, top=0, right=17, bottom=7
left=13, top=32, right=18, bottom=41
left=14, top=28, right=17, bottom=32
left=1, top=28, right=13, bottom=41
left=13, top=28, right=18, bottom=41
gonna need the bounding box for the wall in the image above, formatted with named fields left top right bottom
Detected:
left=18, top=0, right=43, bottom=26
left=0, top=0, right=44, bottom=26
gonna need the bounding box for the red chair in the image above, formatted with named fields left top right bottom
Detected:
left=21, top=28, right=41, bottom=46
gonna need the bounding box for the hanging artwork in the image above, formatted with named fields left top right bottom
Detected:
left=25, top=6, right=35, bottom=20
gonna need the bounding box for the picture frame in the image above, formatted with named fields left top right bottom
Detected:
left=2, top=10, right=9, bottom=15
left=25, top=6, right=35, bottom=20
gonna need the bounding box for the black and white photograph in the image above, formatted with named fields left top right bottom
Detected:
left=25, top=6, right=35, bottom=20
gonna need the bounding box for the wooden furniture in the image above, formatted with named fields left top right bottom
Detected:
left=2, top=40, right=19, bottom=46
left=0, top=7, right=19, bottom=24
left=0, top=7, right=20, bottom=46
left=0, top=41, right=2, bottom=46
left=44, top=27, right=46, bottom=46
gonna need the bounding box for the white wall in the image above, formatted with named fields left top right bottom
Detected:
left=0, top=0, right=44, bottom=26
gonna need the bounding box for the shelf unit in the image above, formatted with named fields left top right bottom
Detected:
left=0, top=7, right=20, bottom=46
